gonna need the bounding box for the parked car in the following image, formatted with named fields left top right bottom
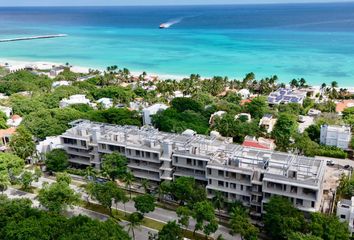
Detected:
left=326, top=160, right=335, bottom=166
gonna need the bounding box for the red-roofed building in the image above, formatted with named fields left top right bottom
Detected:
left=242, top=136, right=276, bottom=150
left=336, top=100, right=354, bottom=113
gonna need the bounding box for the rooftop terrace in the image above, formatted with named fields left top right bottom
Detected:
left=63, top=119, right=325, bottom=183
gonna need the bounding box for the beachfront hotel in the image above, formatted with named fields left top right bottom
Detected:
left=59, top=119, right=326, bottom=215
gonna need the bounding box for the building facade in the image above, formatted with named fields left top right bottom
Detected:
left=320, top=125, right=351, bottom=150
left=337, top=197, right=354, bottom=235
left=60, top=120, right=326, bottom=215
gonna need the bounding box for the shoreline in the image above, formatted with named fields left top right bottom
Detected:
left=1, top=58, right=354, bottom=90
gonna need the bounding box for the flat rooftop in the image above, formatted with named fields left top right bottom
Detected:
left=62, top=119, right=325, bottom=182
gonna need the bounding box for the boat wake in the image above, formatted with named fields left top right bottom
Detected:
left=159, top=18, right=183, bottom=29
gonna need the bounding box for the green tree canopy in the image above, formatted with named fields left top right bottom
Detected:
left=101, top=152, right=128, bottom=181
left=134, top=194, right=155, bottom=215
left=45, top=149, right=69, bottom=172
left=157, top=221, right=183, bottom=240
left=9, top=126, right=36, bottom=160
left=264, top=196, right=306, bottom=240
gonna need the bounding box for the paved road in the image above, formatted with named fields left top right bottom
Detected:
left=4, top=187, right=156, bottom=240
left=33, top=176, right=238, bottom=240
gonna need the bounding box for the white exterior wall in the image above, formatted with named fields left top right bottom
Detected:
left=142, top=104, right=168, bottom=125
left=320, top=125, right=351, bottom=149
left=337, top=197, right=354, bottom=235
left=60, top=120, right=326, bottom=214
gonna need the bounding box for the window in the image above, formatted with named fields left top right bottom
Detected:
left=241, top=185, right=244, bottom=191
left=208, top=179, right=212, bottom=184
left=198, top=161, right=203, bottom=167
left=146, top=152, right=151, bottom=158
left=63, top=138, right=77, bottom=145
left=341, top=214, right=346, bottom=219
left=175, top=157, right=178, bottom=163
left=207, top=168, right=211, bottom=175
left=101, top=144, right=106, bottom=150
left=225, top=172, right=229, bottom=178
left=218, top=181, right=224, bottom=187
left=218, top=170, right=224, bottom=177
left=81, top=141, right=86, bottom=147
left=153, top=153, right=158, bottom=159
left=311, top=201, right=315, bottom=208
left=187, top=159, right=192, bottom=165
left=225, top=182, right=229, bottom=188
left=296, top=199, right=303, bottom=206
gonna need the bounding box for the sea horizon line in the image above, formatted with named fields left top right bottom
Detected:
left=1, top=1, right=354, bottom=8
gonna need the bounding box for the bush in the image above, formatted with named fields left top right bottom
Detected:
left=314, top=145, right=347, bottom=159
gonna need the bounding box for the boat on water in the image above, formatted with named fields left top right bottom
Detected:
left=159, top=23, right=170, bottom=29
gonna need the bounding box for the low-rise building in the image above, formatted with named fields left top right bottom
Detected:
left=36, top=136, right=62, bottom=160
left=52, top=80, right=70, bottom=88
left=6, top=115, right=23, bottom=127
left=59, top=94, right=92, bottom=108
left=0, top=106, right=12, bottom=118
left=259, top=114, right=277, bottom=133
left=142, top=103, right=168, bottom=125
left=50, top=66, right=66, bottom=77
left=320, top=125, right=351, bottom=150
left=242, top=136, right=276, bottom=150
left=209, top=111, right=226, bottom=125
left=336, top=100, right=354, bottom=114
left=59, top=120, right=326, bottom=215
left=308, top=108, right=321, bottom=116
left=97, top=98, right=113, bottom=109
left=337, top=197, right=354, bottom=235
left=0, top=127, right=16, bottom=151
left=268, top=88, right=307, bottom=105
left=235, top=113, right=251, bottom=122
left=238, top=89, right=251, bottom=100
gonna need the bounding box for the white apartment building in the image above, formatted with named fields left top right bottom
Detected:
left=337, top=197, right=354, bottom=235
left=142, top=103, right=168, bottom=125
left=320, top=125, right=351, bottom=150
left=60, top=120, right=326, bottom=215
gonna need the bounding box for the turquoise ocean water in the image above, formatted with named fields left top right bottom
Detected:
left=1, top=3, right=354, bottom=86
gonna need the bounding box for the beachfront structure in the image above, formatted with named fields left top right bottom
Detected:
left=50, top=66, right=66, bottom=77
left=59, top=119, right=326, bottom=215
left=59, top=94, right=93, bottom=108
left=268, top=88, right=307, bottom=105
left=242, top=136, right=276, bottom=150
left=142, top=103, right=168, bottom=125
left=320, top=125, right=351, bottom=150
left=0, top=106, right=12, bottom=118
left=337, top=197, right=354, bottom=235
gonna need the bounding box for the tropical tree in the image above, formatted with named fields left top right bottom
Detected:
left=192, top=200, right=218, bottom=237
left=101, top=152, right=128, bottom=181
left=127, top=212, right=143, bottom=240
left=264, top=196, right=306, bottom=240
left=134, top=194, right=155, bottom=216
left=38, top=181, right=80, bottom=213
left=45, top=149, right=69, bottom=172
left=84, top=166, right=98, bottom=182
left=212, top=191, right=225, bottom=216
left=157, top=221, right=183, bottom=240
left=140, top=178, right=150, bottom=193
left=229, top=204, right=259, bottom=240
left=124, top=171, right=134, bottom=199
left=9, top=126, right=36, bottom=160
left=19, top=171, right=34, bottom=191
left=0, top=173, right=10, bottom=194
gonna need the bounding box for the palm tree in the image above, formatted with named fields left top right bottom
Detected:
left=212, top=191, right=225, bottom=216
left=290, top=79, right=299, bottom=88
left=330, top=81, right=339, bottom=99
left=84, top=166, right=97, bottom=182
left=127, top=212, right=143, bottom=240
left=124, top=171, right=134, bottom=199
left=140, top=179, right=150, bottom=193
left=0, top=173, right=10, bottom=195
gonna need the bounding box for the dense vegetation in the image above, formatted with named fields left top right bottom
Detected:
left=0, top=196, right=131, bottom=240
